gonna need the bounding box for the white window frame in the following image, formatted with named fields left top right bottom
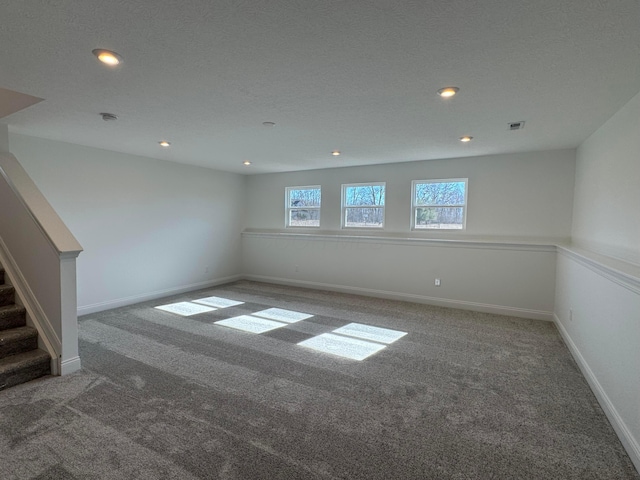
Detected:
left=411, top=178, right=468, bottom=230
left=285, top=185, right=321, bottom=228
left=341, top=182, right=386, bottom=229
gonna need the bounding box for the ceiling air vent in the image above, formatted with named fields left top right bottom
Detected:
left=100, top=112, right=118, bottom=121
left=508, top=121, right=525, bottom=131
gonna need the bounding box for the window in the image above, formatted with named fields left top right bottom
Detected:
left=411, top=179, right=467, bottom=230
left=285, top=186, right=321, bottom=227
left=341, top=182, right=385, bottom=228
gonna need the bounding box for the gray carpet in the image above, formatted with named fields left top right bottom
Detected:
left=0, top=280, right=637, bottom=479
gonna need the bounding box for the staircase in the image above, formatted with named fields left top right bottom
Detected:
left=0, top=266, right=51, bottom=391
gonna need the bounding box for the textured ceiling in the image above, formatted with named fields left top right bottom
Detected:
left=1, top=0, right=639, bottom=174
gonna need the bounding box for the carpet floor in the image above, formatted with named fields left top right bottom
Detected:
left=0, top=280, right=638, bottom=479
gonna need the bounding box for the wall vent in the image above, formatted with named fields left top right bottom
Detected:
left=508, top=121, right=525, bottom=131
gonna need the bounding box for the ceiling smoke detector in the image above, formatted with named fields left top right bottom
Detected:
left=100, top=112, right=118, bottom=121
left=508, top=121, right=525, bottom=131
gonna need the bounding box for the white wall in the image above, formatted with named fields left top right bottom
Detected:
left=9, top=134, right=245, bottom=313
left=571, top=91, right=640, bottom=265
left=555, top=91, right=640, bottom=471
left=246, top=150, right=576, bottom=239
left=0, top=125, right=8, bottom=152
left=243, top=150, right=575, bottom=319
left=243, top=233, right=558, bottom=319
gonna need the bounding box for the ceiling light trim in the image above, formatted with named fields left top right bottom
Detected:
left=92, top=49, right=123, bottom=66
left=437, top=87, right=459, bottom=98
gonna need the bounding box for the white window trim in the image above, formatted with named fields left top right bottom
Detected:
left=411, top=178, right=468, bottom=231
left=285, top=185, right=321, bottom=228
left=341, top=182, right=386, bottom=229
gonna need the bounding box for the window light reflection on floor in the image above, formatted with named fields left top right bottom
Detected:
left=154, top=300, right=406, bottom=361
left=214, top=315, right=288, bottom=334
left=251, top=308, right=313, bottom=323
left=193, top=296, right=244, bottom=308
left=154, top=302, right=216, bottom=316
left=298, top=323, right=407, bottom=360
left=214, top=308, right=314, bottom=334
left=298, top=333, right=387, bottom=361
left=332, top=323, right=407, bottom=344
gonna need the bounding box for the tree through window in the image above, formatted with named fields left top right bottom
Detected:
left=341, top=182, right=386, bottom=228
left=285, top=186, right=321, bottom=227
left=411, top=179, right=467, bottom=230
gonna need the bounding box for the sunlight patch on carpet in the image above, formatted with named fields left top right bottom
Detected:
left=251, top=308, right=313, bottom=323
left=193, top=296, right=244, bottom=308
left=298, top=333, right=387, bottom=361
left=155, top=302, right=216, bottom=316
left=332, top=323, right=407, bottom=344
left=215, top=315, right=288, bottom=334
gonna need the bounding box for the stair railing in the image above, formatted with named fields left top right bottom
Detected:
left=0, top=151, right=83, bottom=375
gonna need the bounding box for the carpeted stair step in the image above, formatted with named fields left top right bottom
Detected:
left=0, top=284, right=15, bottom=308
left=0, top=326, right=38, bottom=359
left=0, top=349, right=50, bottom=391
left=0, top=304, right=27, bottom=330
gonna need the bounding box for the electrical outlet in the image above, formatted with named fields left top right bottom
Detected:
left=435, top=278, right=441, bottom=287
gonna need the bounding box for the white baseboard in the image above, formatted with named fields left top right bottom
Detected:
left=243, top=274, right=553, bottom=321
left=60, top=355, right=82, bottom=375
left=553, top=313, right=640, bottom=473
left=77, top=275, right=242, bottom=316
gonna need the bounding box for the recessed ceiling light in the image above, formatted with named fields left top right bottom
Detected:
left=243, top=160, right=252, bottom=166
left=262, top=121, right=276, bottom=127
left=159, top=141, right=171, bottom=147
left=437, top=87, right=459, bottom=98
left=331, top=150, right=341, bottom=156
left=92, top=49, right=122, bottom=66
left=459, top=136, right=473, bottom=142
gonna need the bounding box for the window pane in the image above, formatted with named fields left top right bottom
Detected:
left=415, top=207, right=464, bottom=229
left=415, top=182, right=465, bottom=206
left=289, top=209, right=320, bottom=227
left=344, top=185, right=385, bottom=206
left=289, top=188, right=321, bottom=208
left=345, top=207, right=384, bottom=227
